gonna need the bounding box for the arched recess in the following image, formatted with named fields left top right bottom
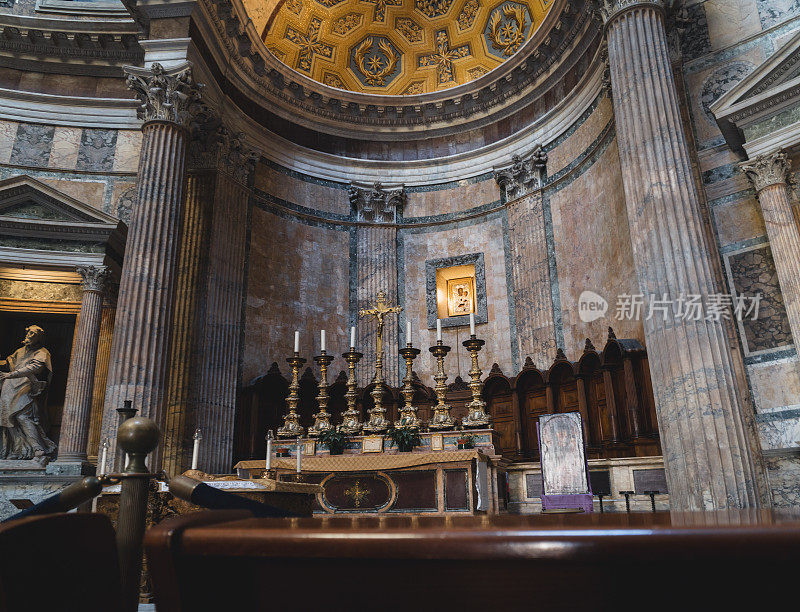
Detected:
left=483, top=366, right=517, bottom=458
left=515, top=365, right=548, bottom=460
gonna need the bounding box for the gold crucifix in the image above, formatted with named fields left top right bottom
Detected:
left=359, top=290, right=402, bottom=385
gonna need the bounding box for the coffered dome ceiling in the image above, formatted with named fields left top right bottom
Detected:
left=246, top=0, right=555, bottom=95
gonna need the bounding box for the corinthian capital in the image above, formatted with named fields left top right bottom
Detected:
left=493, top=144, right=547, bottom=201
left=349, top=183, right=405, bottom=223
left=76, top=265, right=111, bottom=294
left=125, top=62, right=203, bottom=127
left=217, top=128, right=261, bottom=185
left=598, top=0, right=665, bottom=24
left=740, top=151, right=791, bottom=192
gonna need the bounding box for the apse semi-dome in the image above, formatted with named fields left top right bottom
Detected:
left=248, top=0, right=555, bottom=95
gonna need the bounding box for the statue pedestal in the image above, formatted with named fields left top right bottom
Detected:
left=0, top=459, right=90, bottom=520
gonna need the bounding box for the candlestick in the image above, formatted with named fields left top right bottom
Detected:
left=350, top=325, right=356, bottom=349
left=294, top=330, right=300, bottom=353
left=296, top=440, right=302, bottom=473
left=436, top=318, right=442, bottom=341
left=407, top=320, right=412, bottom=345
left=428, top=340, right=455, bottom=430
left=461, top=334, right=491, bottom=428
left=308, top=350, right=334, bottom=436
left=320, top=329, right=326, bottom=352
left=266, top=430, right=273, bottom=471
left=99, top=438, right=109, bottom=476
left=191, top=428, right=202, bottom=470
left=469, top=313, right=475, bottom=336
left=396, top=343, right=422, bottom=429
left=278, top=351, right=306, bottom=438
left=340, top=349, right=364, bottom=434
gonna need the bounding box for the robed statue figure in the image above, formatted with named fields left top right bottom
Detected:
left=0, top=325, right=57, bottom=461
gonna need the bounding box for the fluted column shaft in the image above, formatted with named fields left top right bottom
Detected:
left=58, top=266, right=109, bottom=462
left=741, top=152, right=800, bottom=351
left=605, top=1, right=766, bottom=509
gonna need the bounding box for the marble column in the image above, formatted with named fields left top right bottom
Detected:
left=740, top=151, right=800, bottom=351
left=494, top=146, right=555, bottom=369
left=57, top=265, right=110, bottom=464
left=100, top=62, right=202, bottom=470
left=193, top=129, right=259, bottom=474
left=603, top=0, right=767, bottom=509
left=87, top=307, right=115, bottom=462
left=350, top=183, right=404, bottom=387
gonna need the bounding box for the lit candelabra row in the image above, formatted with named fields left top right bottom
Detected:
left=277, top=320, right=491, bottom=438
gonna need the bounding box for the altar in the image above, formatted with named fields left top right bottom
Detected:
left=234, top=429, right=507, bottom=515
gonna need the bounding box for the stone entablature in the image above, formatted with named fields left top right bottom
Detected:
left=493, top=144, right=547, bottom=201
left=349, top=183, right=405, bottom=223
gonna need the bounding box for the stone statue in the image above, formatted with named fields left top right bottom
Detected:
left=0, top=325, right=57, bottom=461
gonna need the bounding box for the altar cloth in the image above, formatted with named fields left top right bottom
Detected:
left=234, top=449, right=487, bottom=473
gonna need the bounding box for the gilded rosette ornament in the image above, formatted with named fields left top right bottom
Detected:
left=278, top=353, right=306, bottom=438
left=396, top=344, right=422, bottom=429
left=308, top=352, right=334, bottom=436
left=428, top=340, right=455, bottom=430
left=340, top=350, right=364, bottom=434
left=461, top=335, right=491, bottom=428
left=125, top=62, right=203, bottom=127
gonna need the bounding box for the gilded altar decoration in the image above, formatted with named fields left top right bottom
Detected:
left=418, top=30, right=471, bottom=86
left=447, top=277, right=475, bottom=317
left=485, top=1, right=532, bottom=58
left=285, top=17, right=334, bottom=74
left=352, top=36, right=400, bottom=87
left=344, top=480, right=371, bottom=507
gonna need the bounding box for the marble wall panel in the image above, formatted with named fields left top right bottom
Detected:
left=242, top=207, right=350, bottom=385
left=401, top=215, right=513, bottom=386
left=549, top=138, right=644, bottom=360
left=0, top=279, right=81, bottom=302
left=547, top=97, right=614, bottom=176
left=113, top=131, right=142, bottom=173
left=9, top=123, right=54, bottom=167
left=0, top=120, right=17, bottom=165
left=712, top=195, right=765, bottom=245
left=38, top=178, right=106, bottom=212
left=703, top=0, right=762, bottom=50
left=404, top=179, right=499, bottom=218
left=77, top=129, right=118, bottom=172
left=765, top=454, right=800, bottom=507
left=756, top=0, right=800, bottom=29
left=109, top=181, right=137, bottom=223
left=254, top=163, right=350, bottom=216
left=48, top=127, right=82, bottom=170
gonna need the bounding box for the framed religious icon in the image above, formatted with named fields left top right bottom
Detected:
left=304, top=440, right=316, bottom=456
left=362, top=435, right=383, bottom=453
left=537, top=412, right=593, bottom=513
left=430, top=433, right=443, bottom=451
left=447, top=277, right=475, bottom=317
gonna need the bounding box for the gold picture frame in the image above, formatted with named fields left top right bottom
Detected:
left=304, top=440, right=316, bottom=456
left=447, top=276, right=475, bottom=317
left=362, top=435, right=384, bottom=453
left=430, top=433, right=444, bottom=451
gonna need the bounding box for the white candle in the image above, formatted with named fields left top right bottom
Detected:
left=99, top=439, right=108, bottom=476
left=296, top=440, right=302, bottom=473
left=191, top=428, right=202, bottom=470
left=470, top=312, right=475, bottom=336
left=407, top=320, right=412, bottom=345
left=266, top=431, right=273, bottom=471
left=321, top=329, right=326, bottom=352
left=294, top=330, right=300, bottom=353
left=436, top=319, right=442, bottom=341
left=350, top=326, right=356, bottom=349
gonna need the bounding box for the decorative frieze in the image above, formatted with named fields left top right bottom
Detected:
left=740, top=151, right=791, bottom=192
left=493, top=144, right=547, bottom=201
left=349, top=182, right=405, bottom=223
left=125, top=62, right=203, bottom=127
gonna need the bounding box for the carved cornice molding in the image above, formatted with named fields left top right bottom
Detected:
left=739, top=151, right=792, bottom=192
left=76, top=265, right=111, bottom=294
left=349, top=183, right=405, bottom=223
left=125, top=62, right=204, bottom=127
left=493, top=144, right=548, bottom=200
left=599, top=0, right=665, bottom=25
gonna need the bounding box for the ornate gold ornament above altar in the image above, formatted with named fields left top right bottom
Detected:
left=278, top=290, right=491, bottom=438
left=256, top=0, right=554, bottom=95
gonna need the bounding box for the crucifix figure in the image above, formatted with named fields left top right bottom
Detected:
left=359, top=290, right=402, bottom=432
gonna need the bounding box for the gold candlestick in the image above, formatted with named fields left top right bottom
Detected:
left=308, top=351, right=334, bottom=436
left=428, top=340, right=455, bottom=430
left=461, top=334, right=491, bottom=428
left=396, top=343, right=422, bottom=428
left=340, top=349, right=364, bottom=434
left=278, top=352, right=306, bottom=438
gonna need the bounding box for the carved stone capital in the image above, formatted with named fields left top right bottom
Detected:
left=599, top=41, right=612, bottom=98
left=76, top=265, right=111, bottom=294
left=493, top=144, right=547, bottom=201
left=125, top=62, right=203, bottom=127
left=740, top=151, right=791, bottom=192
left=599, top=0, right=665, bottom=24
left=217, top=127, right=261, bottom=185
left=349, top=182, right=405, bottom=223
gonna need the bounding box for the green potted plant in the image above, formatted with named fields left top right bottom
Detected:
left=318, top=428, right=349, bottom=455
left=457, top=434, right=476, bottom=450
left=386, top=427, right=421, bottom=453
